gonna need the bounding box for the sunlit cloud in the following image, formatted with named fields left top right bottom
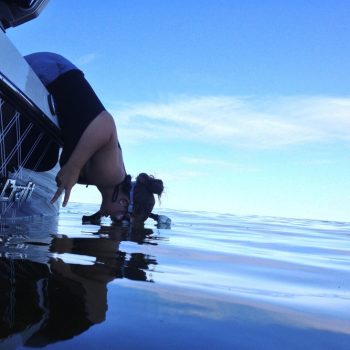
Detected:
left=75, top=52, right=100, bottom=66
left=179, top=156, right=257, bottom=172
left=158, top=170, right=206, bottom=182
left=180, top=156, right=233, bottom=166
left=298, top=159, right=336, bottom=166
left=110, top=95, right=350, bottom=149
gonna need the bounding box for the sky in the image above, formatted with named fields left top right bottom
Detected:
left=6, top=0, right=350, bottom=221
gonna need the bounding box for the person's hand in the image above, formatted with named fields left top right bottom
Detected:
left=51, top=163, right=80, bottom=206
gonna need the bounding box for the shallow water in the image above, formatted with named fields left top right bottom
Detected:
left=0, top=204, right=350, bottom=350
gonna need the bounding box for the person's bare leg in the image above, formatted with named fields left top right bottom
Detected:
left=81, top=127, right=125, bottom=187
left=52, top=111, right=125, bottom=205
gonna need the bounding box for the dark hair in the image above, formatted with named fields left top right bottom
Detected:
left=120, top=174, right=132, bottom=195
left=132, top=173, right=164, bottom=224
left=118, top=173, right=163, bottom=224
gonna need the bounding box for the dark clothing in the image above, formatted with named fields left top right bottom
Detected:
left=25, top=53, right=106, bottom=166
left=25, top=52, right=78, bottom=86
left=47, top=69, right=105, bottom=166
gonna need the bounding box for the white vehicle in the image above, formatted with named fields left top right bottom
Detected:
left=0, top=0, right=62, bottom=219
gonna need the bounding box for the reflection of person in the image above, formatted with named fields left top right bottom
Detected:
left=50, top=218, right=158, bottom=279
left=50, top=227, right=157, bottom=281
left=0, top=230, right=157, bottom=347
left=24, top=52, right=164, bottom=224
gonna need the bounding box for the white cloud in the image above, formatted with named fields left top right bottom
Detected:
left=180, top=156, right=232, bottom=166
left=157, top=169, right=206, bottom=182
left=75, top=53, right=100, bottom=66
left=110, top=95, right=350, bottom=149
left=179, top=156, right=257, bottom=172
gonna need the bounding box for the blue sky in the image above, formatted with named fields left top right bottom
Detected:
left=7, top=0, right=350, bottom=221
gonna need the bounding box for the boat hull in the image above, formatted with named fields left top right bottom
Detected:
left=1, top=165, right=60, bottom=220
left=0, top=14, right=63, bottom=220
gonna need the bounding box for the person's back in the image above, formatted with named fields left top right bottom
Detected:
left=25, top=52, right=77, bottom=86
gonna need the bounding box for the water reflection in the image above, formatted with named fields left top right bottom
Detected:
left=0, top=218, right=158, bottom=349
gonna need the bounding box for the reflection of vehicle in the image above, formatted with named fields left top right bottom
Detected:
left=0, top=0, right=63, bottom=219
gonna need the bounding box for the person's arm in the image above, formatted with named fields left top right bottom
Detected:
left=51, top=110, right=117, bottom=206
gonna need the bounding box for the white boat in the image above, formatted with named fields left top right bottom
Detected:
left=0, top=0, right=62, bottom=220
